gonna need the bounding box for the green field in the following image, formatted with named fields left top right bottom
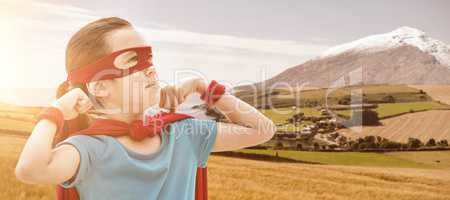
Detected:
left=260, top=107, right=321, bottom=123
left=261, top=100, right=450, bottom=132
left=263, top=101, right=450, bottom=122
left=237, top=149, right=450, bottom=169
left=259, top=107, right=319, bottom=132
left=386, top=151, right=450, bottom=169
left=240, top=84, right=450, bottom=132
left=374, top=101, right=449, bottom=118
left=236, top=84, right=435, bottom=108
left=260, top=107, right=319, bottom=123
left=335, top=101, right=450, bottom=119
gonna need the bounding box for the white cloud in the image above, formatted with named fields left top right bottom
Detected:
left=137, top=27, right=329, bottom=57
left=0, top=0, right=330, bottom=106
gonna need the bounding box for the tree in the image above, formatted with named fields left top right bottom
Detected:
left=380, top=140, right=402, bottom=149
left=382, top=95, right=395, bottom=103
left=288, top=112, right=304, bottom=124
left=401, top=143, right=409, bottom=150
left=375, top=136, right=383, bottom=144
left=425, top=138, right=436, bottom=147
left=350, top=141, right=359, bottom=151
left=313, top=142, right=320, bottom=151
left=358, top=142, right=369, bottom=150
left=407, top=138, right=423, bottom=149
left=356, top=137, right=365, bottom=143
left=437, top=139, right=449, bottom=147
left=328, top=144, right=338, bottom=150
left=337, top=136, right=348, bottom=146
left=338, top=96, right=351, bottom=105
left=364, top=135, right=376, bottom=143
left=351, top=109, right=380, bottom=126
left=275, top=141, right=284, bottom=150
left=296, top=143, right=303, bottom=150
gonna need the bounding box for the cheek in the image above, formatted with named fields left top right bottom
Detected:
left=127, top=84, right=161, bottom=109
left=107, top=78, right=126, bottom=106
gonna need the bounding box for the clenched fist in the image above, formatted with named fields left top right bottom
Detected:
left=159, top=78, right=207, bottom=112
left=51, top=88, right=93, bottom=120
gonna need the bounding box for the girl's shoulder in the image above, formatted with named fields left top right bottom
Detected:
left=55, top=134, right=111, bottom=161
left=61, top=134, right=111, bottom=146
left=169, top=118, right=217, bottom=137
left=56, top=135, right=111, bottom=188
left=171, top=117, right=216, bottom=128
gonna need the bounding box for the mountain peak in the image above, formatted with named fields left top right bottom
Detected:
left=237, top=28, right=450, bottom=90
left=391, top=26, right=425, bottom=37
left=321, top=26, right=450, bottom=66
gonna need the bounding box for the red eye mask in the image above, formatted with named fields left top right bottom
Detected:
left=67, top=46, right=152, bottom=84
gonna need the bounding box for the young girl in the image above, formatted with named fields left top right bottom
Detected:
left=15, top=17, right=276, bottom=200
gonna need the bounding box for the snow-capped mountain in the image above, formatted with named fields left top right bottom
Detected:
left=321, top=26, right=450, bottom=67
left=236, top=27, right=450, bottom=89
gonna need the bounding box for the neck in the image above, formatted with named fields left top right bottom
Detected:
left=87, top=101, right=161, bottom=124
left=88, top=106, right=144, bottom=124
left=87, top=110, right=143, bottom=123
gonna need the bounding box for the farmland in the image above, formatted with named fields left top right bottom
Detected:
left=410, top=85, right=450, bottom=105
left=2, top=84, right=450, bottom=199
left=335, top=101, right=450, bottom=119
left=339, top=110, right=450, bottom=142
left=235, top=84, right=435, bottom=108
left=1, top=134, right=450, bottom=200
left=236, top=149, right=450, bottom=169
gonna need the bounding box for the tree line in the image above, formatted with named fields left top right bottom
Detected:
left=342, top=135, right=449, bottom=151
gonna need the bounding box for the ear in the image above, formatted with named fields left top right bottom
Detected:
left=86, top=80, right=109, bottom=98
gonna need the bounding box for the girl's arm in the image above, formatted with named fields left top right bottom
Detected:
left=211, top=94, right=276, bottom=152
left=164, top=78, right=276, bottom=152
left=15, top=88, right=91, bottom=184
left=15, top=120, right=80, bottom=184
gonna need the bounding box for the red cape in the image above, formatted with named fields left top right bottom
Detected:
left=56, top=112, right=208, bottom=200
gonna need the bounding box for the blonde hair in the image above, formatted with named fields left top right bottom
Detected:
left=53, top=17, right=132, bottom=146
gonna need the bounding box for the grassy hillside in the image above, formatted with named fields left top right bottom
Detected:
left=259, top=107, right=318, bottom=131
left=386, top=151, right=450, bottom=169
left=410, top=85, right=450, bottom=105
left=237, top=149, right=450, bottom=169
left=2, top=134, right=450, bottom=200
left=239, top=84, right=450, bottom=133
left=260, top=100, right=450, bottom=132
left=335, top=101, right=450, bottom=119
left=235, top=84, right=434, bottom=108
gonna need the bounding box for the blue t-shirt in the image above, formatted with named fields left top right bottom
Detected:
left=55, top=118, right=218, bottom=200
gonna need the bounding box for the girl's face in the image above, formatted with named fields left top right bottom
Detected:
left=93, top=27, right=161, bottom=114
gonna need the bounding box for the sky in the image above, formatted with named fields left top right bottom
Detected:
left=0, top=0, right=449, bottom=105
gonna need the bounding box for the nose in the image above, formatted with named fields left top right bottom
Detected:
left=142, top=68, right=153, bottom=77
